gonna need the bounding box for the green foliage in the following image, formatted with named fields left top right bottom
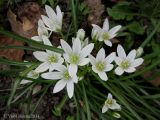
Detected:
left=107, top=2, right=134, bottom=21
left=128, top=21, right=145, bottom=35
left=39, top=0, right=57, bottom=7
left=78, top=2, right=90, bottom=16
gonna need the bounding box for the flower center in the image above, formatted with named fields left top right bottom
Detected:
left=70, top=54, right=80, bottom=64
left=121, top=60, right=130, bottom=69
left=102, top=32, right=110, bottom=40
left=31, top=71, right=39, bottom=79
left=95, top=62, right=105, bottom=71
left=105, top=99, right=113, bottom=106
left=63, top=71, right=71, bottom=80
left=48, top=55, right=58, bottom=63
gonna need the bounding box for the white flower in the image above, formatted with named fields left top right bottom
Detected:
left=31, top=19, right=49, bottom=42
left=20, top=70, right=39, bottom=84
left=89, top=48, right=115, bottom=81
left=91, top=18, right=121, bottom=47
left=33, top=36, right=64, bottom=73
left=60, top=38, right=94, bottom=76
left=41, top=65, right=78, bottom=98
left=76, top=29, right=85, bottom=41
left=115, top=45, right=144, bottom=75
left=41, top=5, right=63, bottom=33
left=102, top=93, right=121, bottom=113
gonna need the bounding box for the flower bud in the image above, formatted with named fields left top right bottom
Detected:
left=136, top=47, right=143, bottom=57
left=77, top=29, right=85, bottom=40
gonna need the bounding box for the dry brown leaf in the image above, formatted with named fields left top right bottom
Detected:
left=7, top=2, right=44, bottom=38
left=0, top=34, right=24, bottom=61
left=85, top=0, right=104, bottom=25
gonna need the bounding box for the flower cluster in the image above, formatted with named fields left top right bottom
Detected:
left=21, top=5, right=144, bottom=116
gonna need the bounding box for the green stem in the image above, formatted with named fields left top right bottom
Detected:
left=71, top=0, right=78, bottom=33
left=140, top=22, right=160, bottom=47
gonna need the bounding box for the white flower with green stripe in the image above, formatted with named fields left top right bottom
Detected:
left=115, top=45, right=144, bottom=75
left=60, top=38, right=94, bottom=76
left=102, top=93, right=121, bottom=113
left=91, top=18, right=121, bottom=47
left=89, top=48, right=115, bottom=81
left=33, top=36, right=64, bottom=73
left=41, top=65, right=78, bottom=98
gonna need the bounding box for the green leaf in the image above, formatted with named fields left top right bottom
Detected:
left=107, top=2, right=134, bottom=21
left=128, top=22, right=145, bottom=35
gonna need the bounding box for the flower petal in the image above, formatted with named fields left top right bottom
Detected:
left=60, top=39, right=72, bottom=54
left=114, top=57, right=122, bottom=66
left=72, top=75, right=78, bottom=83
left=54, top=65, right=67, bottom=72
left=56, top=5, right=63, bottom=21
left=115, top=67, right=124, bottom=75
left=92, top=66, right=99, bottom=73
left=79, top=58, right=90, bottom=66
left=81, top=43, right=94, bottom=58
left=67, top=80, right=74, bottom=98
left=132, top=58, right=144, bottom=67
left=96, top=48, right=105, bottom=61
left=125, top=67, right=136, bottom=73
left=110, top=103, right=121, bottom=110
left=108, top=25, right=121, bottom=36
left=53, top=79, right=67, bottom=93
left=127, top=49, right=136, bottom=60
left=98, top=72, right=108, bottom=81
left=41, top=15, right=54, bottom=30
left=72, top=37, right=81, bottom=54
left=31, top=36, right=42, bottom=42
left=104, top=64, right=114, bottom=72
left=68, top=64, right=78, bottom=77
left=108, top=93, right=113, bottom=99
left=45, top=5, right=56, bottom=20
left=35, top=62, right=50, bottom=73
left=105, top=52, right=115, bottom=63
left=102, top=105, right=108, bottom=113
left=103, top=18, right=109, bottom=31
left=117, top=44, right=126, bottom=59
left=41, top=72, right=62, bottom=79
left=89, top=55, right=96, bottom=65
left=20, top=80, right=32, bottom=84
left=104, top=40, right=112, bottom=47
left=33, top=51, right=48, bottom=62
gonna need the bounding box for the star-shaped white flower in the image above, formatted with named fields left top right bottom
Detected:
left=41, top=5, right=63, bottom=33
left=31, top=19, right=49, bottom=42
left=60, top=38, right=94, bottom=76
left=115, top=45, right=144, bottom=75
left=102, top=93, right=121, bottom=113
left=33, top=37, right=64, bottom=73
left=89, top=48, right=115, bottom=81
left=41, top=65, right=78, bottom=98
left=91, top=18, right=121, bottom=47
left=20, top=70, right=39, bottom=84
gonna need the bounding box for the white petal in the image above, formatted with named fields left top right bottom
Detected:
left=72, top=37, right=81, bottom=54
left=108, top=25, right=121, bottom=36
left=41, top=72, right=62, bottom=79
left=45, top=5, right=56, bottom=20
left=104, top=64, right=113, bottom=72
left=53, top=79, right=67, bottom=93
left=92, top=66, right=99, bottom=73
left=79, top=58, right=90, bottom=66
left=72, top=75, right=78, bottom=83
left=60, top=39, right=72, bottom=54
left=96, top=48, right=105, bottom=61
left=124, top=67, right=136, bottom=73
left=81, top=43, right=94, bottom=58
left=115, top=67, right=124, bottom=75
left=56, top=5, right=63, bottom=22
left=132, top=58, right=144, bottom=67
left=102, top=105, right=108, bottom=113
left=127, top=49, right=136, bottom=60
left=33, top=51, right=48, bottom=62
left=20, top=80, right=32, bottom=84
left=54, top=65, right=67, bottom=72
left=110, top=103, right=121, bottom=110
left=104, top=40, right=112, bottom=47
left=35, top=62, right=50, bottom=73
left=31, top=36, right=42, bottom=42
left=107, top=93, right=113, bottom=99
left=67, top=80, right=74, bottom=98
left=41, top=15, right=54, bottom=30
left=63, top=54, right=70, bottom=63
left=117, top=45, right=126, bottom=59
left=105, top=52, right=115, bottom=63
left=89, top=55, right=96, bottom=65
left=98, top=72, right=108, bottom=81
left=114, top=57, right=123, bottom=66
left=42, top=35, right=52, bottom=46
left=68, top=64, right=78, bottom=77
left=103, top=18, right=109, bottom=31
